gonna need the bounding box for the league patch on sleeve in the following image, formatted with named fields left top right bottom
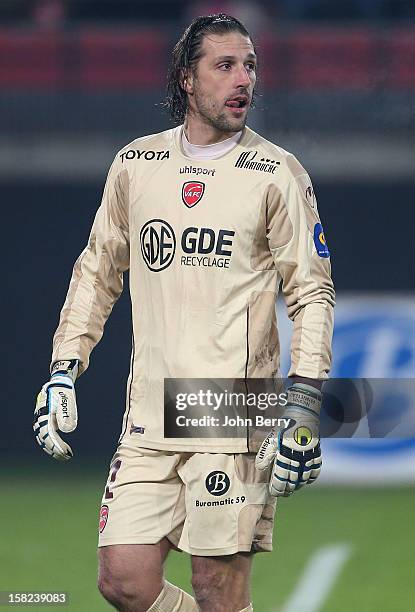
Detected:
left=313, top=223, right=330, bottom=258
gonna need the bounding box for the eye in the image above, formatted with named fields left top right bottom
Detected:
left=246, top=62, right=256, bottom=72
left=219, top=63, right=232, bottom=71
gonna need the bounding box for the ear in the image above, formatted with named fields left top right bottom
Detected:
left=181, top=69, right=194, bottom=95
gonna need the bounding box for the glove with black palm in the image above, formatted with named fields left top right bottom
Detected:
left=255, top=383, right=322, bottom=496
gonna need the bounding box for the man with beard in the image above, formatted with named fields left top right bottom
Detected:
left=34, top=14, right=334, bottom=612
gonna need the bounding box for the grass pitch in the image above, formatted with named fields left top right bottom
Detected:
left=1, top=467, right=414, bottom=611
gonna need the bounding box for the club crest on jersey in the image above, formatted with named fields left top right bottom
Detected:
left=99, top=505, right=109, bottom=533
left=182, top=181, right=205, bottom=208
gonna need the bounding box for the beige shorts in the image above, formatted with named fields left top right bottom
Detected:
left=98, top=442, right=277, bottom=556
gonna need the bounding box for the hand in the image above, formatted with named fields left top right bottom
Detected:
left=255, top=383, right=322, bottom=496
left=33, top=360, right=79, bottom=461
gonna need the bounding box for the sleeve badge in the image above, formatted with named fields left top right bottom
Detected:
left=313, top=223, right=330, bottom=258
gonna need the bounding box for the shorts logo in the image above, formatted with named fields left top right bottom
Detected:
left=140, top=219, right=176, bottom=271
left=182, top=181, right=205, bottom=208
left=313, top=223, right=330, bottom=258
left=99, top=504, right=109, bottom=533
left=205, top=471, right=230, bottom=496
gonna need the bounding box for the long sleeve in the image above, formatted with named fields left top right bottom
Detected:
left=266, top=157, right=335, bottom=379
left=51, top=156, right=130, bottom=375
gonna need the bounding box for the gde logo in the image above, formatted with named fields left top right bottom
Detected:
left=140, top=219, right=176, bottom=272
left=140, top=218, right=235, bottom=271
left=205, top=471, right=231, bottom=496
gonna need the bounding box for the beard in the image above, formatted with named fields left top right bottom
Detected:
left=192, top=84, right=249, bottom=133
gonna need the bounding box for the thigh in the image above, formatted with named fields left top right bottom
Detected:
left=99, top=540, right=171, bottom=580
left=98, top=540, right=171, bottom=606
left=98, top=443, right=187, bottom=548
left=177, top=453, right=277, bottom=556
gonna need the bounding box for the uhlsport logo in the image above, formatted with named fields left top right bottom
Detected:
left=294, top=426, right=313, bottom=446
left=99, top=505, right=109, bottom=533
left=140, top=219, right=176, bottom=272
left=205, top=471, right=231, bottom=496
left=180, top=165, right=215, bottom=177
left=182, top=181, right=205, bottom=208
left=235, top=150, right=280, bottom=174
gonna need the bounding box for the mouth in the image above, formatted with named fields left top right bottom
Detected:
left=225, top=95, right=249, bottom=111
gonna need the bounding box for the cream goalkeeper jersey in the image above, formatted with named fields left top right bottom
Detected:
left=52, top=125, right=335, bottom=452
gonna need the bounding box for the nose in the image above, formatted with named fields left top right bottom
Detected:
left=235, top=64, right=251, bottom=88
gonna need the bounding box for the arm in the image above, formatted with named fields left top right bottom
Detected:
left=255, top=159, right=334, bottom=494
left=266, top=162, right=335, bottom=381
left=52, top=154, right=130, bottom=375
left=34, top=155, right=130, bottom=460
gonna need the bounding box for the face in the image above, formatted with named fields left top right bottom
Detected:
left=185, top=32, right=257, bottom=134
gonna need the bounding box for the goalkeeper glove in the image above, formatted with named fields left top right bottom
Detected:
left=33, top=359, right=79, bottom=461
left=255, top=383, right=322, bottom=497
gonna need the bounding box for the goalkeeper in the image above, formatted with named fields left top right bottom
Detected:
left=34, top=13, right=334, bottom=612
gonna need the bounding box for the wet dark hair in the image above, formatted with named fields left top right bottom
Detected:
left=164, top=14, right=256, bottom=124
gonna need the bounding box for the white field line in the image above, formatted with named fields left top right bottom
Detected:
left=276, top=543, right=352, bottom=612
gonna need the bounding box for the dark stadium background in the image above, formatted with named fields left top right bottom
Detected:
left=1, top=2, right=414, bottom=611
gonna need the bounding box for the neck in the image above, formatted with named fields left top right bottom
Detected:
left=183, top=114, right=237, bottom=146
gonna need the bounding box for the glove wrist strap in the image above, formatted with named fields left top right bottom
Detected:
left=50, top=359, right=79, bottom=383
left=286, top=383, right=322, bottom=417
